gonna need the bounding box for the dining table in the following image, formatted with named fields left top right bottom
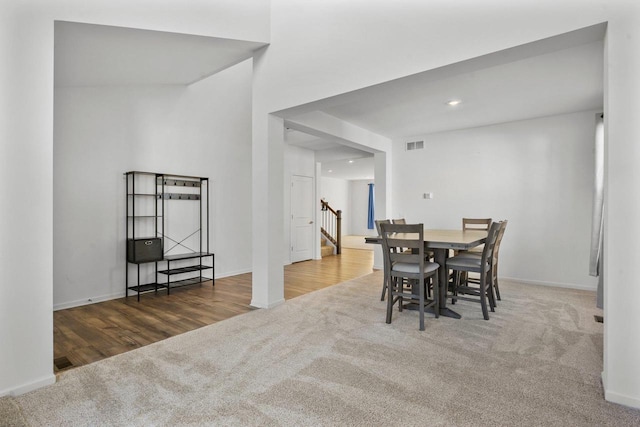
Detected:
left=365, top=228, right=487, bottom=319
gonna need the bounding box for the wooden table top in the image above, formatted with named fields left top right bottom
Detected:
left=365, top=229, right=486, bottom=250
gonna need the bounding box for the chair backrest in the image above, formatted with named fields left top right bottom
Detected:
left=375, top=219, right=391, bottom=236
left=480, top=221, right=503, bottom=272
left=492, top=220, right=508, bottom=264
left=379, top=223, right=424, bottom=277
left=462, top=217, right=492, bottom=232
left=391, top=218, right=406, bottom=224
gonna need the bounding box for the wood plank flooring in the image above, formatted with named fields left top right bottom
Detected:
left=53, top=248, right=374, bottom=372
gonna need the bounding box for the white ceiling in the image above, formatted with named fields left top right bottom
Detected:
left=284, top=128, right=371, bottom=161
left=284, top=127, right=375, bottom=180
left=282, top=24, right=605, bottom=180
left=322, top=157, right=375, bottom=181
left=54, top=21, right=267, bottom=87
left=54, top=22, right=604, bottom=181
left=321, top=39, right=603, bottom=139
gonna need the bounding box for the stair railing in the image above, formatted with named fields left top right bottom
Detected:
left=320, top=199, right=342, bottom=254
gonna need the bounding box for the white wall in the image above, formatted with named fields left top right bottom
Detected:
left=0, top=0, right=268, bottom=395
left=251, top=0, right=640, bottom=408
left=320, top=177, right=350, bottom=235
left=392, top=111, right=599, bottom=290
left=3, top=0, right=640, bottom=409
left=261, top=1, right=609, bottom=115
left=53, top=60, right=253, bottom=309
left=604, top=16, right=640, bottom=408
left=350, top=180, right=377, bottom=236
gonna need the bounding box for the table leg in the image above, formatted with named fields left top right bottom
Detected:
left=402, top=248, right=461, bottom=319
left=430, top=248, right=461, bottom=319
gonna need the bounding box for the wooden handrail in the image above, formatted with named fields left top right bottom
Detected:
left=321, top=200, right=339, bottom=216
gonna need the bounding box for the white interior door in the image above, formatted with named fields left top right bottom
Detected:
left=291, top=175, right=314, bottom=262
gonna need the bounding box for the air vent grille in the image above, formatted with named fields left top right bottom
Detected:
left=54, top=356, right=74, bottom=370
left=405, top=140, right=424, bottom=151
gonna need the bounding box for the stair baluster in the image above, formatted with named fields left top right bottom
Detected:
left=320, top=199, right=342, bottom=255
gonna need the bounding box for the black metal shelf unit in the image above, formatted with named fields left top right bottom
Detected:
left=125, top=171, right=214, bottom=301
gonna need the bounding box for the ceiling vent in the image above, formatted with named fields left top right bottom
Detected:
left=405, top=140, right=424, bottom=151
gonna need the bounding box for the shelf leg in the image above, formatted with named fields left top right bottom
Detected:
left=137, top=264, right=141, bottom=302
left=167, top=259, right=171, bottom=295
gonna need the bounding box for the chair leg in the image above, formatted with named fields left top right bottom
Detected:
left=490, top=287, right=498, bottom=309
left=489, top=274, right=497, bottom=311
left=380, top=275, right=387, bottom=301
left=451, top=271, right=460, bottom=305
left=488, top=283, right=496, bottom=313
left=479, top=276, right=489, bottom=320
left=491, top=266, right=501, bottom=311
left=385, top=277, right=395, bottom=324
left=433, top=270, right=439, bottom=319
left=418, top=276, right=425, bottom=331
left=494, top=274, right=501, bottom=301
left=487, top=268, right=497, bottom=307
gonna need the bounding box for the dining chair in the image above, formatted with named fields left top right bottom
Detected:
left=379, top=223, right=439, bottom=331
left=376, top=219, right=418, bottom=301
left=458, top=220, right=508, bottom=302
left=375, top=219, right=392, bottom=301
left=454, top=218, right=492, bottom=286
left=491, top=220, right=507, bottom=300
left=393, top=217, right=435, bottom=263
left=461, top=217, right=492, bottom=254
left=446, top=221, right=502, bottom=320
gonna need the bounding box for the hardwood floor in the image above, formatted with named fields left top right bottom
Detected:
left=53, top=248, right=374, bottom=372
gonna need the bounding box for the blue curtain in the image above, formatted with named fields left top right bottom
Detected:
left=367, top=183, right=375, bottom=230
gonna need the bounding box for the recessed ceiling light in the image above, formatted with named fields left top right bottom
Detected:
left=348, top=160, right=354, bottom=164
left=328, top=169, right=333, bottom=173
left=446, top=100, right=462, bottom=106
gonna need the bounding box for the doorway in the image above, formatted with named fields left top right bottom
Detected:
left=291, top=174, right=314, bottom=262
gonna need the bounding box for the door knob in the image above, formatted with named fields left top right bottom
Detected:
left=309, top=220, right=314, bottom=224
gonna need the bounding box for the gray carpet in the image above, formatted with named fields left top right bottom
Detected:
left=3, top=272, right=640, bottom=426
left=0, top=396, right=27, bottom=426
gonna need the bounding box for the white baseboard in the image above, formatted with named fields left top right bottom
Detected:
left=605, top=388, right=640, bottom=410
left=601, top=369, right=640, bottom=409
left=250, top=298, right=285, bottom=309
left=53, top=269, right=253, bottom=311
left=216, top=268, right=251, bottom=278
left=365, top=273, right=595, bottom=291
left=501, top=276, right=597, bottom=292
left=54, top=291, right=125, bottom=311
left=0, top=374, right=56, bottom=396
left=53, top=273, right=594, bottom=311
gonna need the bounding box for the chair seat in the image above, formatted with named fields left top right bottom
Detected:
left=392, top=261, right=439, bottom=274
left=446, top=255, right=488, bottom=272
